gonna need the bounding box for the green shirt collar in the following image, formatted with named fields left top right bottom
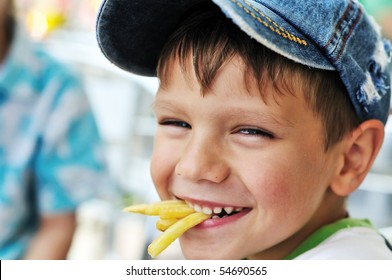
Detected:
left=284, top=218, right=375, bottom=260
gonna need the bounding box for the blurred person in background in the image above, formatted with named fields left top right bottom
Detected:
left=0, top=0, right=110, bottom=259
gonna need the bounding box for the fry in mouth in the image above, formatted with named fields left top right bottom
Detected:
left=123, top=200, right=210, bottom=258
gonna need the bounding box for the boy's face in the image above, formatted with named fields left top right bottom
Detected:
left=151, top=56, right=347, bottom=259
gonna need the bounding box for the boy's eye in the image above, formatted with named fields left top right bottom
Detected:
left=237, top=128, right=274, bottom=139
left=159, top=120, right=191, bottom=129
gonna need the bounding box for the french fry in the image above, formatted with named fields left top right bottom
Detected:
left=158, top=204, right=195, bottom=219
left=156, top=218, right=180, bottom=232
left=148, top=212, right=210, bottom=258
left=123, top=200, right=211, bottom=258
left=123, top=200, right=186, bottom=216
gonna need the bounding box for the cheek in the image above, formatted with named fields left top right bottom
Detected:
left=150, top=138, right=178, bottom=198
left=248, top=168, right=294, bottom=210
left=244, top=156, right=321, bottom=217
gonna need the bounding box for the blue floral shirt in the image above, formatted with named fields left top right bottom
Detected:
left=0, top=27, right=109, bottom=259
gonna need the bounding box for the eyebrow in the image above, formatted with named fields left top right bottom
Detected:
left=222, top=107, right=295, bottom=128
left=152, top=99, right=184, bottom=114
left=153, top=99, right=295, bottom=128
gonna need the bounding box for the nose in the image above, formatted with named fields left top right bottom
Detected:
left=175, top=135, right=230, bottom=183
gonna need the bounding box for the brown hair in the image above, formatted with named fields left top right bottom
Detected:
left=157, top=2, right=360, bottom=150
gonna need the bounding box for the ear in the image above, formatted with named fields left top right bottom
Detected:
left=330, top=120, right=385, bottom=196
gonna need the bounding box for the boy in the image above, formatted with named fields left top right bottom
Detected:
left=96, top=0, right=392, bottom=259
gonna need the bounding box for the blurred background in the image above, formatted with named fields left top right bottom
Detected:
left=10, top=0, right=392, bottom=260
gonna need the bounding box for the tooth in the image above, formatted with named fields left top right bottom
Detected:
left=235, top=207, right=243, bottom=212
left=224, top=207, right=233, bottom=214
left=194, top=204, right=202, bottom=213
left=212, top=215, right=220, bottom=219
left=202, top=207, right=213, bottom=215
left=187, top=201, right=193, bottom=208
left=213, top=207, right=222, bottom=214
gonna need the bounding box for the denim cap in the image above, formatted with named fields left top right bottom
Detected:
left=96, top=0, right=391, bottom=124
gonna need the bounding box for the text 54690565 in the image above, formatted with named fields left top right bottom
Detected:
left=219, top=266, right=267, bottom=276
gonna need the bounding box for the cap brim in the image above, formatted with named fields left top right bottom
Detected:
left=96, top=0, right=202, bottom=76
left=96, top=0, right=335, bottom=77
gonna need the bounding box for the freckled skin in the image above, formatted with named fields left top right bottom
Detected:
left=151, top=56, right=348, bottom=260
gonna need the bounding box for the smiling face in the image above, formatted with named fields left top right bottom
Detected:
left=150, top=55, right=349, bottom=259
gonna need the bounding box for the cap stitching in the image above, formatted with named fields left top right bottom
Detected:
left=334, top=7, right=362, bottom=62
left=231, top=0, right=308, bottom=46
left=322, top=0, right=353, bottom=51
